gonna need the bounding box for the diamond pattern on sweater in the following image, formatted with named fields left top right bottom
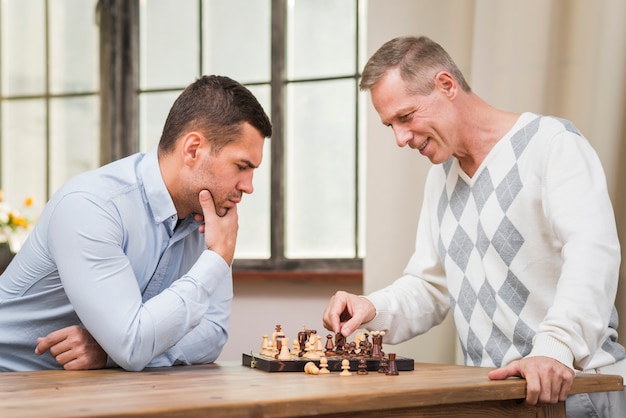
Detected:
left=442, top=117, right=541, bottom=367
left=466, top=328, right=484, bottom=366
left=513, top=319, right=535, bottom=357
left=498, top=271, right=529, bottom=315
left=472, top=168, right=494, bottom=213
left=485, top=325, right=511, bottom=366
left=491, top=217, right=524, bottom=266
left=448, top=226, right=473, bottom=272
left=458, top=277, right=478, bottom=323
left=496, top=166, right=522, bottom=212
left=450, top=179, right=470, bottom=221
left=477, top=280, right=497, bottom=318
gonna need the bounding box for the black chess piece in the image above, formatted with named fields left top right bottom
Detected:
left=357, top=358, right=368, bottom=375
left=378, top=356, right=388, bottom=373
left=385, top=353, right=399, bottom=376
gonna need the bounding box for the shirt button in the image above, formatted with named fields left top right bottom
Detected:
left=155, top=216, right=161, bottom=222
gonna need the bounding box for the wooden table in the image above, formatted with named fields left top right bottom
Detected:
left=0, top=361, right=622, bottom=417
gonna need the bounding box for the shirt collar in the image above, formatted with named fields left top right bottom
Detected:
left=138, top=149, right=178, bottom=229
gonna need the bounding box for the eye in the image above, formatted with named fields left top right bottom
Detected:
left=236, top=164, right=247, bottom=171
left=398, top=110, right=415, bottom=123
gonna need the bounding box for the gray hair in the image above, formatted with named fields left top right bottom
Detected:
left=360, top=36, right=471, bottom=95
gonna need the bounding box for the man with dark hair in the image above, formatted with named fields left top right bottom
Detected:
left=0, top=75, right=272, bottom=372
left=323, top=36, right=625, bottom=416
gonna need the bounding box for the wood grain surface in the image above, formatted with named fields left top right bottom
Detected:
left=0, top=362, right=622, bottom=417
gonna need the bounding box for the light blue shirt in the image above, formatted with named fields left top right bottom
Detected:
left=0, top=150, right=232, bottom=371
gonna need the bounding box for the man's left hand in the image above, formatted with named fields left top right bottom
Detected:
left=488, top=356, right=575, bottom=405
left=35, top=325, right=107, bottom=370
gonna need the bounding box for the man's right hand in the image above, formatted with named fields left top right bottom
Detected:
left=35, top=325, right=107, bottom=370
left=197, top=189, right=238, bottom=265
left=322, top=290, right=376, bottom=337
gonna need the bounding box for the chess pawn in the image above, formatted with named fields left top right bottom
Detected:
left=339, top=359, right=352, bottom=376
left=260, top=334, right=271, bottom=356
left=318, top=357, right=330, bottom=374
left=385, top=353, right=399, bottom=376
left=304, top=362, right=320, bottom=375
left=357, top=358, right=368, bottom=375
left=277, top=337, right=291, bottom=360
left=378, top=356, right=388, bottom=374
left=291, top=339, right=301, bottom=356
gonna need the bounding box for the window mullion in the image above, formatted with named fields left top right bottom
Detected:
left=98, top=0, right=139, bottom=165
left=270, top=0, right=286, bottom=266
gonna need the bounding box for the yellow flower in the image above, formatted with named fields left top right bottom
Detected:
left=0, top=190, right=36, bottom=253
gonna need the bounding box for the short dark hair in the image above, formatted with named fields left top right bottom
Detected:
left=158, top=75, right=272, bottom=154
left=360, top=36, right=471, bottom=95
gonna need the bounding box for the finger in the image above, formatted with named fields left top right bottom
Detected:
left=340, top=316, right=361, bottom=337
left=199, top=190, right=216, bottom=218
left=54, top=349, right=77, bottom=367
left=34, top=330, right=67, bottom=355
left=524, top=377, right=541, bottom=405
left=322, top=302, right=342, bottom=334
left=487, top=362, right=519, bottom=380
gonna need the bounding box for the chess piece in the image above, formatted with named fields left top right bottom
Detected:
left=260, top=334, right=271, bottom=356
left=297, top=325, right=308, bottom=356
left=324, top=334, right=336, bottom=356
left=272, top=324, right=284, bottom=349
left=304, top=362, right=320, bottom=375
left=385, top=353, right=399, bottom=376
left=318, top=357, right=330, bottom=374
left=339, top=359, right=352, bottom=376
left=378, top=356, right=388, bottom=374
left=277, top=337, right=291, bottom=360
left=370, top=331, right=383, bottom=358
left=291, top=339, right=301, bottom=356
left=334, top=332, right=346, bottom=355
left=357, top=358, right=368, bottom=375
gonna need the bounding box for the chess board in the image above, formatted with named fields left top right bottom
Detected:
left=242, top=352, right=415, bottom=373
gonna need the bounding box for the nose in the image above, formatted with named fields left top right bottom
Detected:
left=392, top=125, right=412, bottom=148
left=238, top=172, right=254, bottom=195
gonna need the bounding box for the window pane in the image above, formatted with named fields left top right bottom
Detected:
left=49, top=0, right=99, bottom=94
left=139, top=0, right=199, bottom=89
left=287, top=0, right=356, bottom=79
left=285, top=80, right=356, bottom=258
left=202, top=0, right=270, bottom=83
left=1, top=100, right=47, bottom=213
left=49, top=97, right=100, bottom=194
left=235, top=84, right=271, bottom=259
left=1, top=0, right=46, bottom=96
left=139, top=91, right=180, bottom=152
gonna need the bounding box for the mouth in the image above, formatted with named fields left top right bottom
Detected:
left=418, top=138, right=429, bottom=151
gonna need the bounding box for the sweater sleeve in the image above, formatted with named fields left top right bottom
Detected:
left=364, top=167, right=450, bottom=344
left=527, top=128, right=621, bottom=371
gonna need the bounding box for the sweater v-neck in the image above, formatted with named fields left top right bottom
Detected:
left=454, top=112, right=536, bottom=185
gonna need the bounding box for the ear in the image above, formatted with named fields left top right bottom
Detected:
left=434, top=71, right=457, bottom=99
left=180, top=132, right=207, bottom=166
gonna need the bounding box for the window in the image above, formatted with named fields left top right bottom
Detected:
left=0, top=0, right=100, bottom=214
left=0, top=0, right=365, bottom=275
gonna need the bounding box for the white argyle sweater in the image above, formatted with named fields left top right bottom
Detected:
left=366, top=112, right=625, bottom=372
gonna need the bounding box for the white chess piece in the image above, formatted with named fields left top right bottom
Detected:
left=318, top=357, right=330, bottom=374
left=277, top=337, right=291, bottom=360
left=340, top=359, right=352, bottom=376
